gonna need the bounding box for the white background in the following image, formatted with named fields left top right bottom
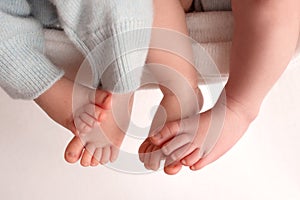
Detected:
left=0, top=65, right=300, bottom=200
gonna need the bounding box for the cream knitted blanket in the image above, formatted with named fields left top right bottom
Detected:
left=45, top=11, right=300, bottom=83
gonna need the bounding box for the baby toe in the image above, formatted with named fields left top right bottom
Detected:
left=161, top=134, right=191, bottom=156
left=74, top=117, right=88, bottom=133
left=81, top=144, right=96, bottom=167
left=90, top=156, right=99, bottom=167
left=181, top=148, right=203, bottom=166
left=81, top=149, right=93, bottom=167
left=65, top=137, right=84, bottom=164
left=164, top=161, right=182, bottom=175
left=80, top=112, right=96, bottom=127
left=149, top=146, right=164, bottom=171
left=93, top=148, right=103, bottom=163
left=190, top=154, right=214, bottom=171
left=138, top=139, right=152, bottom=163
left=110, top=146, right=119, bottom=163
left=144, top=145, right=156, bottom=170
left=100, top=146, right=110, bottom=165
left=84, top=104, right=105, bottom=122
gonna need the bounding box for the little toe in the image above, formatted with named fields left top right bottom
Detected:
left=190, top=160, right=203, bottom=171
left=181, top=148, right=203, bottom=166
left=65, top=137, right=84, bottom=164
left=190, top=154, right=214, bottom=171
left=100, top=146, right=110, bottom=165
left=110, top=146, right=119, bottom=163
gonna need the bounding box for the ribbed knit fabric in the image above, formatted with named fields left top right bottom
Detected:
left=0, top=1, right=64, bottom=99
left=52, top=0, right=153, bottom=92
left=0, top=0, right=153, bottom=99
left=27, top=0, right=60, bottom=28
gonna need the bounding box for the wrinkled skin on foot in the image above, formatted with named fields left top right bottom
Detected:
left=66, top=92, right=133, bottom=167
left=139, top=95, right=255, bottom=175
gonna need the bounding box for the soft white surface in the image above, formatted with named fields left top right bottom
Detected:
left=1, top=11, right=300, bottom=200
left=1, top=65, right=300, bottom=200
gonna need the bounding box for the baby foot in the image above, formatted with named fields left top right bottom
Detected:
left=139, top=87, right=203, bottom=171
left=69, top=92, right=133, bottom=167
left=74, top=107, right=119, bottom=166
left=139, top=114, right=202, bottom=171
left=150, top=112, right=210, bottom=169
left=140, top=94, right=254, bottom=174
left=138, top=138, right=183, bottom=174
left=74, top=103, right=106, bottom=134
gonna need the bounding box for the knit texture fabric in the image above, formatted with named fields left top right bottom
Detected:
left=0, top=0, right=153, bottom=99
left=0, top=0, right=64, bottom=99
left=52, top=0, right=153, bottom=92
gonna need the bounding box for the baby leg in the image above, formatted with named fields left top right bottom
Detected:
left=148, top=0, right=203, bottom=120
left=141, top=0, right=203, bottom=170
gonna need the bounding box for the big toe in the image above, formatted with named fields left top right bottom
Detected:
left=65, top=136, right=84, bottom=163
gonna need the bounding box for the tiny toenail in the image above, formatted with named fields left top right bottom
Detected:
left=191, top=166, right=195, bottom=170
left=150, top=165, right=158, bottom=171
left=181, top=160, right=187, bottom=165
left=67, top=152, right=76, bottom=158
left=174, top=164, right=180, bottom=168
